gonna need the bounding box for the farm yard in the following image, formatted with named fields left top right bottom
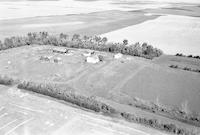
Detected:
left=1, top=45, right=199, bottom=113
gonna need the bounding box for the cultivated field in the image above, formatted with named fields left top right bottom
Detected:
left=102, top=14, right=200, bottom=55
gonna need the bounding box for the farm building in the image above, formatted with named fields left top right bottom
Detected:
left=53, top=48, right=68, bottom=54
left=114, top=53, right=123, bottom=59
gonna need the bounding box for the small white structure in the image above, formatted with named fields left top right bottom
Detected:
left=86, top=56, right=99, bottom=64
left=144, top=13, right=153, bottom=16
left=7, top=61, right=11, bottom=64
left=114, top=53, right=123, bottom=59
left=53, top=48, right=68, bottom=54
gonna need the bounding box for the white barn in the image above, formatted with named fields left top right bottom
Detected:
left=86, top=56, right=100, bottom=64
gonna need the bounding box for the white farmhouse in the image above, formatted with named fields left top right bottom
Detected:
left=114, top=53, right=123, bottom=59
left=86, top=56, right=100, bottom=64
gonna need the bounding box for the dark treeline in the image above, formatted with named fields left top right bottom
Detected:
left=18, top=81, right=116, bottom=114
left=175, top=53, right=200, bottom=60
left=0, top=75, right=15, bottom=85
left=129, top=97, right=200, bottom=128
left=0, top=32, right=163, bottom=59
left=170, top=65, right=200, bottom=73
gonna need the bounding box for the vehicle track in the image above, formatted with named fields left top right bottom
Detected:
left=111, top=64, right=147, bottom=94
left=66, top=60, right=112, bottom=86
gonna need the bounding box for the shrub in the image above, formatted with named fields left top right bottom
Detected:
left=123, top=39, right=128, bottom=45
left=183, top=67, right=191, bottom=71
left=194, top=56, right=200, bottom=59
left=170, top=65, right=178, bottom=68
left=170, top=65, right=200, bottom=74
left=175, top=53, right=184, bottom=57
left=120, top=112, right=194, bottom=135
left=188, top=55, right=193, bottom=58
left=193, top=69, right=200, bottom=73
left=131, top=96, right=200, bottom=128
left=0, top=40, right=5, bottom=50
left=98, top=55, right=104, bottom=61
left=176, top=53, right=200, bottom=60
left=0, top=75, right=15, bottom=85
